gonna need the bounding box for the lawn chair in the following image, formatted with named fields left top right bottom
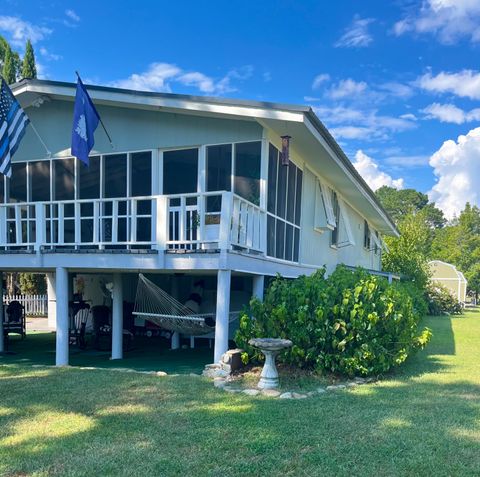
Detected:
left=4, top=300, right=26, bottom=339
left=69, top=301, right=91, bottom=350
left=91, top=305, right=111, bottom=351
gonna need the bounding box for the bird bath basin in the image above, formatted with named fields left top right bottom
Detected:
left=249, top=338, right=292, bottom=389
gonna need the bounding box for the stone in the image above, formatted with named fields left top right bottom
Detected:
left=336, top=384, right=346, bottom=389
left=316, top=387, right=327, bottom=394
left=307, top=391, right=316, bottom=397
left=262, top=389, right=281, bottom=398
left=327, top=384, right=346, bottom=391
left=243, top=389, right=260, bottom=396
left=223, top=387, right=241, bottom=393
left=220, top=349, right=245, bottom=373
left=214, top=378, right=227, bottom=388
left=292, top=392, right=307, bottom=399
left=156, top=371, right=168, bottom=376
left=346, top=382, right=358, bottom=387
left=354, top=377, right=366, bottom=384
left=279, top=392, right=293, bottom=399
left=202, top=366, right=229, bottom=379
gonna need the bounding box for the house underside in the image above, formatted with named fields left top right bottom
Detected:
left=0, top=79, right=398, bottom=367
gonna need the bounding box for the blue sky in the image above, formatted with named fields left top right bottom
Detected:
left=2, top=0, right=480, bottom=218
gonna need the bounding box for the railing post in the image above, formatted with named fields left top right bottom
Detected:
left=93, top=201, right=100, bottom=247
left=219, top=191, right=233, bottom=250
left=15, top=205, right=21, bottom=245
left=74, top=202, right=81, bottom=247
left=34, top=203, right=45, bottom=252
left=155, top=196, right=168, bottom=251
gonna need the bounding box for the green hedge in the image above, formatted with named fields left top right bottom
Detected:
left=426, top=284, right=463, bottom=315
left=235, top=266, right=431, bottom=377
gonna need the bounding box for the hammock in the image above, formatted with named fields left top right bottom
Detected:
left=133, top=274, right=239, bottom=335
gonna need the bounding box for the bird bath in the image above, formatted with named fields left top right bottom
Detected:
left=249, top=338, right=292, bottom=389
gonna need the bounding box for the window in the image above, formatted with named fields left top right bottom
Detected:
left=163, top=148, right=198, bottom=195
left=234, top=141, right=261, bottom=205
left=30, top=161, right=51, bottom=202
left=330, top=191, right=340, bottom=246
left=131, top=152, right=152, bottom=197
left=266, top=142, right=302, bottom=262
left=374, top=231, right=380, bottom=255
left=54, top=159, right=75, bottom=201
left=79, top=156, right=100, bottom=199
left=9, top=162, right=27, bottom=203
left=104, top=154, right=127, bottom=198
left=364, top=220, right=371, bottom=250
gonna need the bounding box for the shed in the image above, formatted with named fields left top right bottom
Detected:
left=428, top=260, right=468, bottom=303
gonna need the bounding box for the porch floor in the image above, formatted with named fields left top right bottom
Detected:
left=1, top=333, right=213, bottom=374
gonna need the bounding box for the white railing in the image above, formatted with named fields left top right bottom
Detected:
left=4, top=294, right=48, bottom=316
left=0, top=191, right=267, bottom=254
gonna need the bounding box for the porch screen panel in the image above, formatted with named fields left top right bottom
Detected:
left=0, top=176, right=4, bottom=203
left=131, top=151, right=153, bottom=243
left=266, top=143, right=302, bottom=262
left=54, top=158, right=75, bottom=200
left=163, top=148, right=198, bottom=195
left=79, top=156, right=100, bottom=199
left=234, top=141, right=261, bottom=205
left=206, top=144, right=231, bottom=213
left=105, top=154, right=127, bottom=198
left=30, top=161, right=51, bottom=202
left=9, top=163, right=27, bottom=202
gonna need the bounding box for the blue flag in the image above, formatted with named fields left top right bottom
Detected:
left=71, top=76, right=100, bottom=166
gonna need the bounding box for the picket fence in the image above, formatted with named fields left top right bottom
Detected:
left=3, top=294, right=48, bottom=316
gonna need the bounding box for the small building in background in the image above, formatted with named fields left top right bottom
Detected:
left=428, top=260, right=467, bottom=304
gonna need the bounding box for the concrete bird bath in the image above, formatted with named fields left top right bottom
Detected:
left=249, top=338, right=292, bottom=389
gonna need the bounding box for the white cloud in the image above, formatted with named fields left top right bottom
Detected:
left=111, top=62, right=252, bottom=95
left=0, top=16, right=52, bottom=46
left=39, top=47, right=62, bottom=61
left=65, top=9, right=80, bottom=22
left=384, top=155, right=430, bottom=168
left=417, top=70, right=480, bottom=100
left=393, top=0, right=480, bottom=44
left=327, top=78, right=368, bottom=99
left=378, top=82, right=413, bottom=99
left=428, top=127, right=480, bottom=219
left=422, top=103, right=480, bottom=124
left=314, top=105, right=416, bottom=141
left=335, top=16, right=374, bottom=48
left=353, top=150, right=404, bottom=190
left=312, top=73, right=330, bottom=90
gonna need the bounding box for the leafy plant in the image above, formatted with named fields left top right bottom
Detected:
left=236, top=265, right=431, bottom=377
left=426, top=284, right=463, bottom=315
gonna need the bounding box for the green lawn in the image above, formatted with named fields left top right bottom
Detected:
left=1, top=310, right=480, bottom=476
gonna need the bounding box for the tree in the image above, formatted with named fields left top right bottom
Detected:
left=19, top=273, right=46, bottom=295
left=382, top=212, right=431, bottom=290
left=21, top=39, right=36, bottom=79
left=2, top=45, right=16, bottom=84
left=376, top=186, right=445, bottom=229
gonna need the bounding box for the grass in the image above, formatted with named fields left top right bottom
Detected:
left=1, top=310, right=480, bottom=476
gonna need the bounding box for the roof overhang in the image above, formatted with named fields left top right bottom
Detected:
left=11, top=79, right=398, bottom=236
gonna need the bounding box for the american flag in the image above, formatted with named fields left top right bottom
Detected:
left=0, top=79, right=29, bottom=178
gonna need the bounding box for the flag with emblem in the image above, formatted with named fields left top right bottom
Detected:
left=0, top=77, right=30, bottom=178
left=71, top=75, right=100, bottom=166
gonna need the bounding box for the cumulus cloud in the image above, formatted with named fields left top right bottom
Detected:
left=313, top=105, right=416, bottom=141
left=428, top=127, right=480, bottom=219
left=111, top=62, right=252, bottom=95
left=417, top=70, right=480, bottom=100
left=65, top=9, right=80, bottom=22
left=393, top=0, right=480, bottom=44
left=335, top=16, right=374, bottom=48
left=39, top=47, right=62, bottom=61
left=312, top=73, right=330, bottom=90
left=422, top=103, right=480, bottom=124
left=353, top=150, right=404, bottom=190
left=327, top=79, right=368, bottom=99
left=0, top=16, right=52, bottom=46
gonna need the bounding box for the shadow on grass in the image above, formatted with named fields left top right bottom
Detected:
left=0, top=366, right=479, bottom=477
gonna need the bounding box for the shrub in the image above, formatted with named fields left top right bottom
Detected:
left=426, top=284, right=463, bottom=315
left=236, top=265, right=431, bottom=377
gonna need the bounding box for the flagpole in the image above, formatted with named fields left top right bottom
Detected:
left=75, top=71, right=114, bottom=148
left=29, top=122, right=52, bottom=158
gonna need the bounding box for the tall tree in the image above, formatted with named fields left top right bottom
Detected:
left=376, top=186, right=445, bottom=229
left=21, top=39, right=37, bottom=79
left=2, top=45, right=16, bottom=84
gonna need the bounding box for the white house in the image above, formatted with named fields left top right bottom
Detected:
left=0, top=79, right=398, bottom=366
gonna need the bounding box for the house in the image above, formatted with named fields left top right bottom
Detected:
left=0, top=79, right=398, bottom=366
left=428, top=260, right=467, bottom=304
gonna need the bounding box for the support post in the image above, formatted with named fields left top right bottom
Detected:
left=46, top=272, right=56, bottom=330
left=214, top=269, right=231, bottom=363
left=0, top=272, right=4, bottom=353
left=252, top=274, right=265, bottom=301
left=55, top=267, right=69, bottom=366
left=111, top=273, right=123, bottom=360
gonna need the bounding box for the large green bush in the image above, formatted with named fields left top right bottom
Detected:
left=426, top=284, right=463, bottom=316
left=236, top=266, right=431, bottom=377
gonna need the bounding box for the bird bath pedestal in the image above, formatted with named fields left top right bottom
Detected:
left=249, top=338, right=292, bottom=389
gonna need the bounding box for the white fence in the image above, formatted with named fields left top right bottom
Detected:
left=3, top=294, right=48, bottom=316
